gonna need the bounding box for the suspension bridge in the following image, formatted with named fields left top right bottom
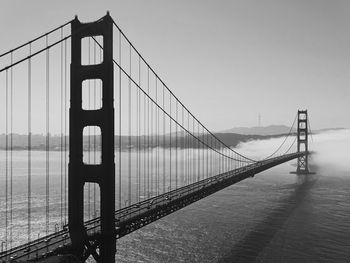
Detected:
left=0, top=13, right=312, bottom=262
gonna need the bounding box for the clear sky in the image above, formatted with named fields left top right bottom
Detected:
left=0, top=0, right=349, bottom=132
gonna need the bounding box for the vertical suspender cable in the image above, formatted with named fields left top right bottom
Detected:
left=150, top=72, right=153, bottom=197
left=139, top=57, right=144, bottom=201
left=139, top=57, right=146, bottom=201
left=199, top=125, right=201, bottom=181
left=185, top=111, right=188, bottom=185
left=189, top=112, right=191, bottom=185
left=143, top=69, right=146, bottom=198
left=139, top=57, right=141, bottom=202
left=46, top=34, right=50, bottom=235
left=202, top=127, right=204, bottom=177
left=227, top=149, right=229, bottom=171
left=220, top=143, right=222, bottom=173
left=219, top=142, right=222, bottom=174
left=187, top=111, right=189, bottom=185
left=197, top=123, right=200, bottom=182
left=137, top=56, right=141, bottom=202
left=211, top=137, right=213, bottom=176
left=176, top=101, right=178, bottom=189
left=213, top=141, right=215, bottom=175
left=182, top=107, right=184, bottom=186
left=220, top=146, right=222, bottom=173
left=224, top=148, right=226, bottom=172
left=189, top=117, right=192, bottom=183
left=223, top=148, right=225, bottom=172
left=5, top=68, right=9, bottom=250
left=64, top=39, right=67, bottom=223
left=193, top=118, right=195, bottom=183
left=154, top=79, right=156, bottom=196
left=206, top=129, right=208, bottom=178
left=218, top=142, right=220, bottom=174
left=118, top=31, right=122, bottom=209
left=201, top=127, right=203, bottom=178
left=203, top=127, right=205, bottom=178
left=219, top=142, right=221, bottom=173
left=128, top=45, right=131, bottom=206
left=10, top=51, right=14, bottom=247
left=169, top=93, right=172, bottom=191
left=189, top=113, right=191, bottom=186
left=215, top=141, right=218, bottom=174
left=147, top=67, right=150, bottom=198
left=28, top=42, right=32, bottom=243
left=155, top=77, right=159, bottom=195
left=143, top=73, right=146, bottom=199
left=60, top=28, right=64, bottom=226
left=135, top=56, right=138, bottom=203
left=229, top=150, right=231, bottom=170
left=162, top=84, right=165, bottom=193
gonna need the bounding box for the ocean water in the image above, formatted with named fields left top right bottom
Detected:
left=1, top=130, right=350, bottom=262
left=115, top=130, right=350, bottom=263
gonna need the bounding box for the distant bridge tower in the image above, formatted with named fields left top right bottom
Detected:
left=296, top=110, right=311, bottom=174
left=69, top=13, right=115, bottom=262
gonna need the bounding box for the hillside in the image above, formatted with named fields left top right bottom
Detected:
left=220, top=125, right=295, bottom=136
left=0, top=132, right=284, bottom=151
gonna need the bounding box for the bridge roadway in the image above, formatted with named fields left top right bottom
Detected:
left=0, top=151, right=305, bottom=262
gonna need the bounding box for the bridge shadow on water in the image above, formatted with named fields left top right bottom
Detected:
left=217, top=172, right=319, bottom=263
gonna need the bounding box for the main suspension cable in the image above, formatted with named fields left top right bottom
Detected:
left=262, top=113, right=298, bottom=160
left=283, top=136, right=297, bottom=155
left=1, top=16, right=107, bottom=74
left=308, top=117, right=314, bottom=143
left=92, top=33, right=252, bottom=164
left=111, top=19, right=255, bottom=163
left=0, top=36, right=71, bottom=73
left=0, top=20, right=72, bottom=59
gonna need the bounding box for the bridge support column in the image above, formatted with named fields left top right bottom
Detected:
left=69, top=13, right=115, bottom=262
left=295, top=110, right=312, bottom=174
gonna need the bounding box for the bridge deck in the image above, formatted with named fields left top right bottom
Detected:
left=0, top=152, right=305, bottom=262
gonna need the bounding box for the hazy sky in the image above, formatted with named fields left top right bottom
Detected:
left=1, top=0, right=349, bottom=131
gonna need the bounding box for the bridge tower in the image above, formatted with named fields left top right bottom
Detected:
left=69, top=13, right=115, bottom=262
left=296, top=110, right=310, bottom=174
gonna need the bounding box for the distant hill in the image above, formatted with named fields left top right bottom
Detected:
left=0, top=132, right=282, bottom=151
left=313, top=127, right=346, bottom=133
left=220, top=125, right=295, bottom=136
left=1, top=127, right=344, bottom=151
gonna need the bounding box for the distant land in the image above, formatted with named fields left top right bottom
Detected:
left=0, top=127, right=345, bottom=151
left=220, top=125, right=295, bottom=136
left=0, top=133, right=284, bottom=151
left=220, top=125, right=346, bottom=136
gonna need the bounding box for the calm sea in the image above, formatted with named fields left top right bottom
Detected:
left=1, top=129, right=349, bottom=262
left=115, top=130, right=350, bottom=263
